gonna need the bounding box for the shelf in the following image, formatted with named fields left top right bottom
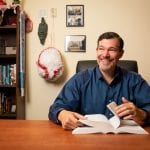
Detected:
left=0, top=54, right=16, bottom=58
left=0, top=113, right=16, bottom=119
left=0, top=6, right=25, bottom=120
left=0, top=26, right=16, bottom=33
left=0, top=85, right=16, bottom=88
left=0, top=25, right=16, bottom=29
left=0, top=54, right=16, bottom=64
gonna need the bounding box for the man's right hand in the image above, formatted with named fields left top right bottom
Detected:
left=58, top=110, right=86, bottom=130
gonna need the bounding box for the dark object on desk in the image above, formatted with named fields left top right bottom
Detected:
left=76, top=60, right=138, bottom=73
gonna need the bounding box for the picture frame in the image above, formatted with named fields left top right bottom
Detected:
left=66, top=5, right=84, bottom=27
left=65, top=35, right=86, bottom=52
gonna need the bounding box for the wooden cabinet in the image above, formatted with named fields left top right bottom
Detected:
left=0, top=6, right=25, bottom=119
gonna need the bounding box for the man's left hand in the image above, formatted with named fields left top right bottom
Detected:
left=115, top=97, right=147, bottom=125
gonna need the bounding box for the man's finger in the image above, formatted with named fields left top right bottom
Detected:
left=122, top=97, right=129, bottom=103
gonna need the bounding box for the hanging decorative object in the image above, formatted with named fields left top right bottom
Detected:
left=12, top=0, right=20, bottom=4
left=37, top=47, right=64, bottom=82
left=0, top=0, right=6, bottom=5
left=0, top=6, right=17, bottom=26
left=38, top=17, right=48, bottom=45
left=37, top=8, right=64, bottom=82
left=25, top=15, right=33, bottom=33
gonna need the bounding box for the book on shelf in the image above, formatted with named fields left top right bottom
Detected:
left=72, top=102, right=148, bottom=135
left=0, top=65, right=2, bottom=85
left=0, top=92, right=14, bottom=114
left=0, top=64, right=16, bottom=86
left=0, top=39, right=5, bottom=55
left=5, top=47, right=16, bottom=55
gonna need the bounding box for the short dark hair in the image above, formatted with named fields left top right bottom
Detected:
left=97, top=32, right=124, bottom=50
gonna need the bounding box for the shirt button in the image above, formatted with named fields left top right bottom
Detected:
left=109, top=113, right=113, bottom=116
left=109, top=100, right=112, bottom=103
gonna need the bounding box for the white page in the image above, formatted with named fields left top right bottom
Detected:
left=74, top=114, right=115, bottom=134
left=109, top=115, right=120, bottom=129
left=78, top=114, right=110, bottom=127
left=120, top=119, right=138, bottom=126
left=107, top=101, right=121, bottom=128
left=72, top=126, right=114, bottom=134
left=107, top=101, right=118, bottom=116
left=73, top=122, right=149, bottom=134
left=85, top=114, right=109, bottom=123
left=115, top=125, right=149, bottom=134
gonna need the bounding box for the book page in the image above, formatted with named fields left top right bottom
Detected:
left=107, top=101, right=121, bottom=128
left=73, top=114, right=115, bottom=134
left=120, top=119, right=138, bottom=126
left=109, top=115, right=120, bottom=129
left=72, top=125, right=114, bottom=134
left=115, top=124, right=149, bottom=134
left=80, top=102, right=121, bottom=129
left=78, top=114, right=110, bottom=127
left=107, top=101, right=118, bottom=116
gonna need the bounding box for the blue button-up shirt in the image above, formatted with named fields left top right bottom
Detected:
left=49, top=66, right=150, bottom=124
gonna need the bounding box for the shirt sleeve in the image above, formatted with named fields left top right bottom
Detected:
left=133, top=74, right=150, bottom=124
left=48, top=73, right=84, bottom=124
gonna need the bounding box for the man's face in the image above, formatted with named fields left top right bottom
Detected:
left=96, top=38, right=123, bottom=72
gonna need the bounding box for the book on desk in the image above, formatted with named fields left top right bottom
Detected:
left=72, top=102, right=149, bottom=135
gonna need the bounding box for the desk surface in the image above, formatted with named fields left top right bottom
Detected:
left=0, top=120, right=150, bottom=150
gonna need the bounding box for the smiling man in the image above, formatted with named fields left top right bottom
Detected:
left=49, top=32, right=150, bottom=130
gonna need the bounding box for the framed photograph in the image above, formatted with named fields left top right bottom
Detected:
left=65, top=35, right=86, bottom=52
left=66, top=5, right=84, bottom=27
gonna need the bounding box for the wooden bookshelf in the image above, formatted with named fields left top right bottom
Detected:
left=0, top=6, right=25, bottom=119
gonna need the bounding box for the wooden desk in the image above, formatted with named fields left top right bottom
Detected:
left=0, top=120, right=150, bottom=150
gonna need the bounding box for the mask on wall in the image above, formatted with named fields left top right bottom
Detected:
left=37, top=47, right=64, bottom=82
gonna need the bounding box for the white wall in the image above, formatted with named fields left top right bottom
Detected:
left=8, top=0, right=150, bottom=119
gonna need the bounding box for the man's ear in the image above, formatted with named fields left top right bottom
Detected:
left=119, top=49, right=124, bottom=58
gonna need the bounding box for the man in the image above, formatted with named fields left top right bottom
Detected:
left=49, top=32, right=150, bottom=130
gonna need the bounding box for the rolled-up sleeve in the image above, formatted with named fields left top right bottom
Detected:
left=48, top=74, right=83, bottom=124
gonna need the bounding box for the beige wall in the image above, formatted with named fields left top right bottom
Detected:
left=8, top=0, right=150, bottom=119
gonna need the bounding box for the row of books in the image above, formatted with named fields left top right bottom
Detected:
left=0, top=64, right=16, bottom=86
left=0, top=92, right=16, bottom=114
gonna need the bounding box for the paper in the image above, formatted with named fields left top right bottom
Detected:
left=72, top=102, right=149, bottom=134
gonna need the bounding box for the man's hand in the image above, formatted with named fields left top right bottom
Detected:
left=58, top=110, right=86, bottom=130
left=115, top=97, right=147, bottom=125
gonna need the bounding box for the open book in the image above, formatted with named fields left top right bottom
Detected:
left=72, top=102, right=149, bottom=134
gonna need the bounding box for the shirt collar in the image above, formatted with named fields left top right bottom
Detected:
left=96, top=65, right=122, bottom=83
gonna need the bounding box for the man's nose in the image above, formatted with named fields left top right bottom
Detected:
left=103, top=49, right=110, bottom=56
